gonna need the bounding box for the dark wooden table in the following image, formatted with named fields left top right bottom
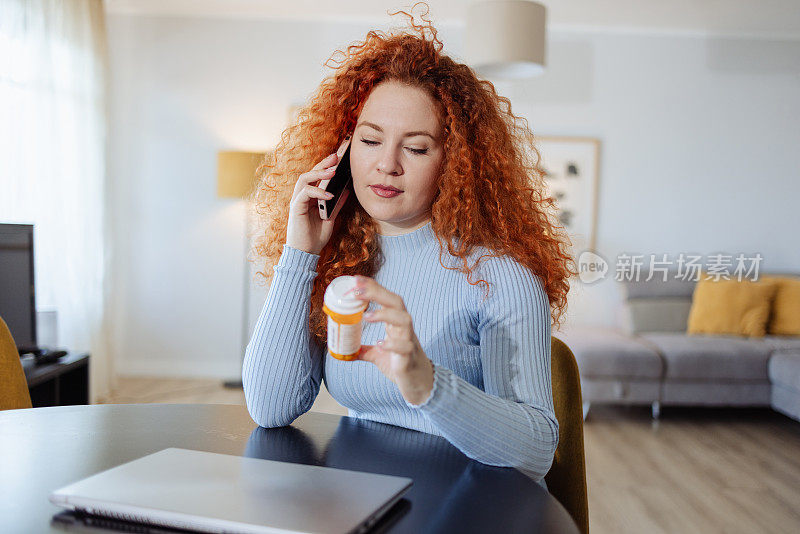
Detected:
left=0, top=404, right=579, bottom=533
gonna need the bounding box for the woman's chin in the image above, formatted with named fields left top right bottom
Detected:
left=363, top=205, right=404, bottom=222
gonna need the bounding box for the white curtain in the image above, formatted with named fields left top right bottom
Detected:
left=0, top=0, right=113, bottom=402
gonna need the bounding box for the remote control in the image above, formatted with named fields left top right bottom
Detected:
left=35, top=349, right=68, bottom=365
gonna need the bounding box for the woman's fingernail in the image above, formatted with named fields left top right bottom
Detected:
left=363, top=311, right=374, bottom=319
left=376, top=339, right=384, bottom=346
left=324, top=192, right=334, bottom=198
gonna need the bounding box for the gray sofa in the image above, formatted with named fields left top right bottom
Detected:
left=554, top=276, right=800, bottom=421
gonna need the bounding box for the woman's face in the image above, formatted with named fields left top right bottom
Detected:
left=349, top=81, right=445, bottom=236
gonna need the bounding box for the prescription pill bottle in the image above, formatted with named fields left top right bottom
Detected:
left=322, top=275, right=368, bottom=361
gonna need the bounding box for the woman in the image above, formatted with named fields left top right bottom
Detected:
left=243, top=6, right=575, bottom=482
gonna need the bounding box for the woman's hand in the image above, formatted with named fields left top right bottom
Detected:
left=285, top=138, right=351, bottom=255
left=352, top=275, right=435, bottom=405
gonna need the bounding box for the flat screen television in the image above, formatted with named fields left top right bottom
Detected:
left=0, top=223, right=37, bottom=352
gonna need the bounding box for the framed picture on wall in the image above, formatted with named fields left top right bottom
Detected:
left=530, top=136, right=601, bottom=254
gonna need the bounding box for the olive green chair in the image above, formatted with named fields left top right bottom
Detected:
left=1, top=316, right=32, bottom=410
left=545, top=336, right=589, bottom=534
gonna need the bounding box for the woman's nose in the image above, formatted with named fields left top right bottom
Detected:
left=376, top=148, right=402, bottom=175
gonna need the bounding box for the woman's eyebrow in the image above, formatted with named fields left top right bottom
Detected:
left=356, top=121, right=435, bottom=140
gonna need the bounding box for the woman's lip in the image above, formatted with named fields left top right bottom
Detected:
left=371, top=185, right=402, bottom=192
left=370, top=185, right=403, bottom=198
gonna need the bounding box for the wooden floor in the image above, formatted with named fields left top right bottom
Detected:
left=102, top=377, right=800, bottom=534
left=583, top=405, right=800, bottom=534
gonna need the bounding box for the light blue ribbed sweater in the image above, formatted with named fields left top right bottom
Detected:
left=242, top=220, right=559, bottom=481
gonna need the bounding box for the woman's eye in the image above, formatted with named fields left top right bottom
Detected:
left=359, top=138, right=428, bottom=155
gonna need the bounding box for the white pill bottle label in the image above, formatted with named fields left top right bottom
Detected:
left=322, top=275, right=367, bottom=361
left=326, top=316, right=362, bottom=359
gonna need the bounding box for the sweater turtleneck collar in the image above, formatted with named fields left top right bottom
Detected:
left=375, top=220, right=436, bottom=254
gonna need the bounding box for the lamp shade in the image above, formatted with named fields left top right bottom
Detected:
left=465, top=0, right=547, bottom=79
left=216, top=151, right=265, bottom=199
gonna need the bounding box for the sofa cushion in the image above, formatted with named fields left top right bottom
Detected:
left=762, top=336, right=800, bottom=352
left=639, top=333, right=772, bottom=381
left=768, top=351, right=800, bottom=390
left=687, top=277, right=778, bottom=338
left=622, top=298, right=692, bottom=335
left=554, top=327, right=663, bottom=379
left=620, top=276, right=696, bottom=299
left=762, top=276, right=800, bottom=336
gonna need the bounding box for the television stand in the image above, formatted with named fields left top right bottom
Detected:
left=21, top=352, right=90, bottom=407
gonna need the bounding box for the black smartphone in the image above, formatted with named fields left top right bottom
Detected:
left=318, top=138, right=353, bottom=220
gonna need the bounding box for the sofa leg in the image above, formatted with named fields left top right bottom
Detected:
left=582, top=402, right=591, bottom=420
left=651, top=401, right=661, bottom=420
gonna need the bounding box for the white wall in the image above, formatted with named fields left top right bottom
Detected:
left=106, top=14, right=800, bottom=377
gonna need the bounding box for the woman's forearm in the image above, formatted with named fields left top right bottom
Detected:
left=407, top=365, right=558, bottom=481
left=243, top=245, right=324, bottom=427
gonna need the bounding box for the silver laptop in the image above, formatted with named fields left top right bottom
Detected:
left=49, top=448, right=412, bottom=534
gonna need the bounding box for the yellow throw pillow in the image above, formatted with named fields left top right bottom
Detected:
left=687, top=276, right=778, bottom=338
left=762, top=276, right=800, bottom=336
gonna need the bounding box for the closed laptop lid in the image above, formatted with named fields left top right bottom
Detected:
left=49, top=448, right=412, bottom=534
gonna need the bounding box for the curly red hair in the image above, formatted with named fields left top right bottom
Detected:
left=249, top=3, right=576, bottom=347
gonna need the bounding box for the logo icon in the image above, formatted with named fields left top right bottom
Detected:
left=578, top=250, right=608, bottom=284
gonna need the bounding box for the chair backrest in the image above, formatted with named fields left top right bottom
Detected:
left=0, top=316, right=33, bottom=410
left=545, top=336, right=589, bottom=534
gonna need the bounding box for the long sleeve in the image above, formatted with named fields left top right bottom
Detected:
left=405, top=255, right=559, bottom=481
left=243, top=244, right=325, bottom=428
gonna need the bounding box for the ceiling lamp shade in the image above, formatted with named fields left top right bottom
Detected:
left=465, top=0, right=547, bottom=79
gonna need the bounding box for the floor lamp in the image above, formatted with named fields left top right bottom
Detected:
left=217, top=151, right=265, bottom=389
